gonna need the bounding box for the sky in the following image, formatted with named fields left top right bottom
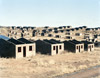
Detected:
left=0, top=0, right=100, bottom=27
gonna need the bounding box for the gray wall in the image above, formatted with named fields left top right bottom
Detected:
left=0, top=39, right=15, bottom=58
left=36, top=40, right=51, bottom=55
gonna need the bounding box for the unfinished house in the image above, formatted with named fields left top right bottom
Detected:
left=63, top=40, right=84, bottom=53
left=0, top=38, right=36, bottom=58
left=35, top=39, right=64, bottom=55
left=81, top=41, right=94, bottom=52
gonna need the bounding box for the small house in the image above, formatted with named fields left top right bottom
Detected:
left=86, top=28, right=92, bottom=31
left=66, top=29, right=71, bottom=32
left=0, top=38, right=36, bottom=58
left=58, top=26, right=63, bottom=29
left=75, top=33, right=82, bottom=36
left=18, top=38, right=36, bottom=56
left=48, top=34, right=53, bottom=37
left=67, top=26, right=72, bottom=28
left=41, top=33, right=45, bottom=36
left=94, top=35, right=100, bottom=39
left=48, top=29, right=53, bottom=32
left=60, top=30, right=64, bottom=33
left=54, top=30, right=59, bottom=33
left=82, top=26, right=87, bottom=28
left=75, top=28, right=80, bottom=31
left=54, top=28, right=58, bottom=31
left=65, top=36, right=74, bottom=39
left=81, top=41, right=94, bottom=52
left=55, top=35, right=61, bottom=38
left=84, top=33, right=93, bottom=39
left=94, top=41, right=100, bottom=47
left=42, top=30, right=47, bottom=33
left=63, top=40, right=84, bottom=53
left=35, top=39, right=64, bottom=55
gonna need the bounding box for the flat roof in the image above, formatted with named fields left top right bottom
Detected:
left=50, top=39, right=62, bottom=43
left=43, top=40, right=56, bottom=44
left=69, top=40, right=82, bottom=44
left=8, top=38, right=24, bottom=45
left=18, top=38, right=34, bottom=44
left=0, top=35, right=9, bottom=40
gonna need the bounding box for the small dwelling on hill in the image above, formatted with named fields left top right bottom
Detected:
left=84, top=33, right=93, bottom=39
left=35, top=39, right=64, bottom=55
left=94, top=41, right=100, bottom=47
left=65, top=36, right=75, bottom=39
left=18, top=38, right=36, bottom=56
left=75, top=33, right=82, bottom=36
left=63, top=40, right=84, bottom=53
left=81, top=41, right=94, bottom=52
left=0, top=38, right=35, bottom=58
left=94, top=35, right=100, bottom=39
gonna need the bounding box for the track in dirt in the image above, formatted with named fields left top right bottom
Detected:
left=54, top=65, right=100, bottom=78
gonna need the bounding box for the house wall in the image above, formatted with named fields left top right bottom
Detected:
left=84, top=43, right=94, bottom=52
left=63, top=41, right=75, bottom=52
left=15, top=43, right=36, bottom=59
left=51, top=43, right=64, bottom=55
left=25, top=43, right=36, bottom=57
left=36, top=40, right=51, bottom=54
left=0, top=39, right=15, bottom=58
left=94, top=42, right=100, bottom=47
left=75, top=44, right=84, bottom=53
left=75, top=44, right=79, bottom=53
left=80, top=44, right=84, bottom=52
left=87, top=44, right=94, bottom=52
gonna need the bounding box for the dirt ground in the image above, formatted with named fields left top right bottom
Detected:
left=0, top=48, right=100, bottom=78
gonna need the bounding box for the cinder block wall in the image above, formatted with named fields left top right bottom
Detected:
left=15, top=43, right=36, bottom=59
left=0, top=39, right=15, bottom=58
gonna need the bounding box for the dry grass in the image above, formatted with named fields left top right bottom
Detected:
left=0, top=48, right=100, bottom=78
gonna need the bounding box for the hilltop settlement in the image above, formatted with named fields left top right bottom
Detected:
left=0, top=26, right=100, bottom=58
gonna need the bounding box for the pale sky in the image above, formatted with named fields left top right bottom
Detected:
left=0, top=0, right=100, bottom=27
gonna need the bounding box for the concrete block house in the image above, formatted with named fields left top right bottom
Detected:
left=0, top=38, right=35, bottom=58
left=18, top=38, right=36, bottom=57
left=35, top=39, right=64, bottom=55
left=81, top=41, right=94, bottom=52
left=63, top=40, right=84, bottom=53
left=94, top=41, right=100, bottom=47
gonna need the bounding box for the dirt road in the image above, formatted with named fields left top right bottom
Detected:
left=54, top=65, right=100, bottom=78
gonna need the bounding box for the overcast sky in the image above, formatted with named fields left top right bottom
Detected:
left=0, top=0, right=100, bottom=27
